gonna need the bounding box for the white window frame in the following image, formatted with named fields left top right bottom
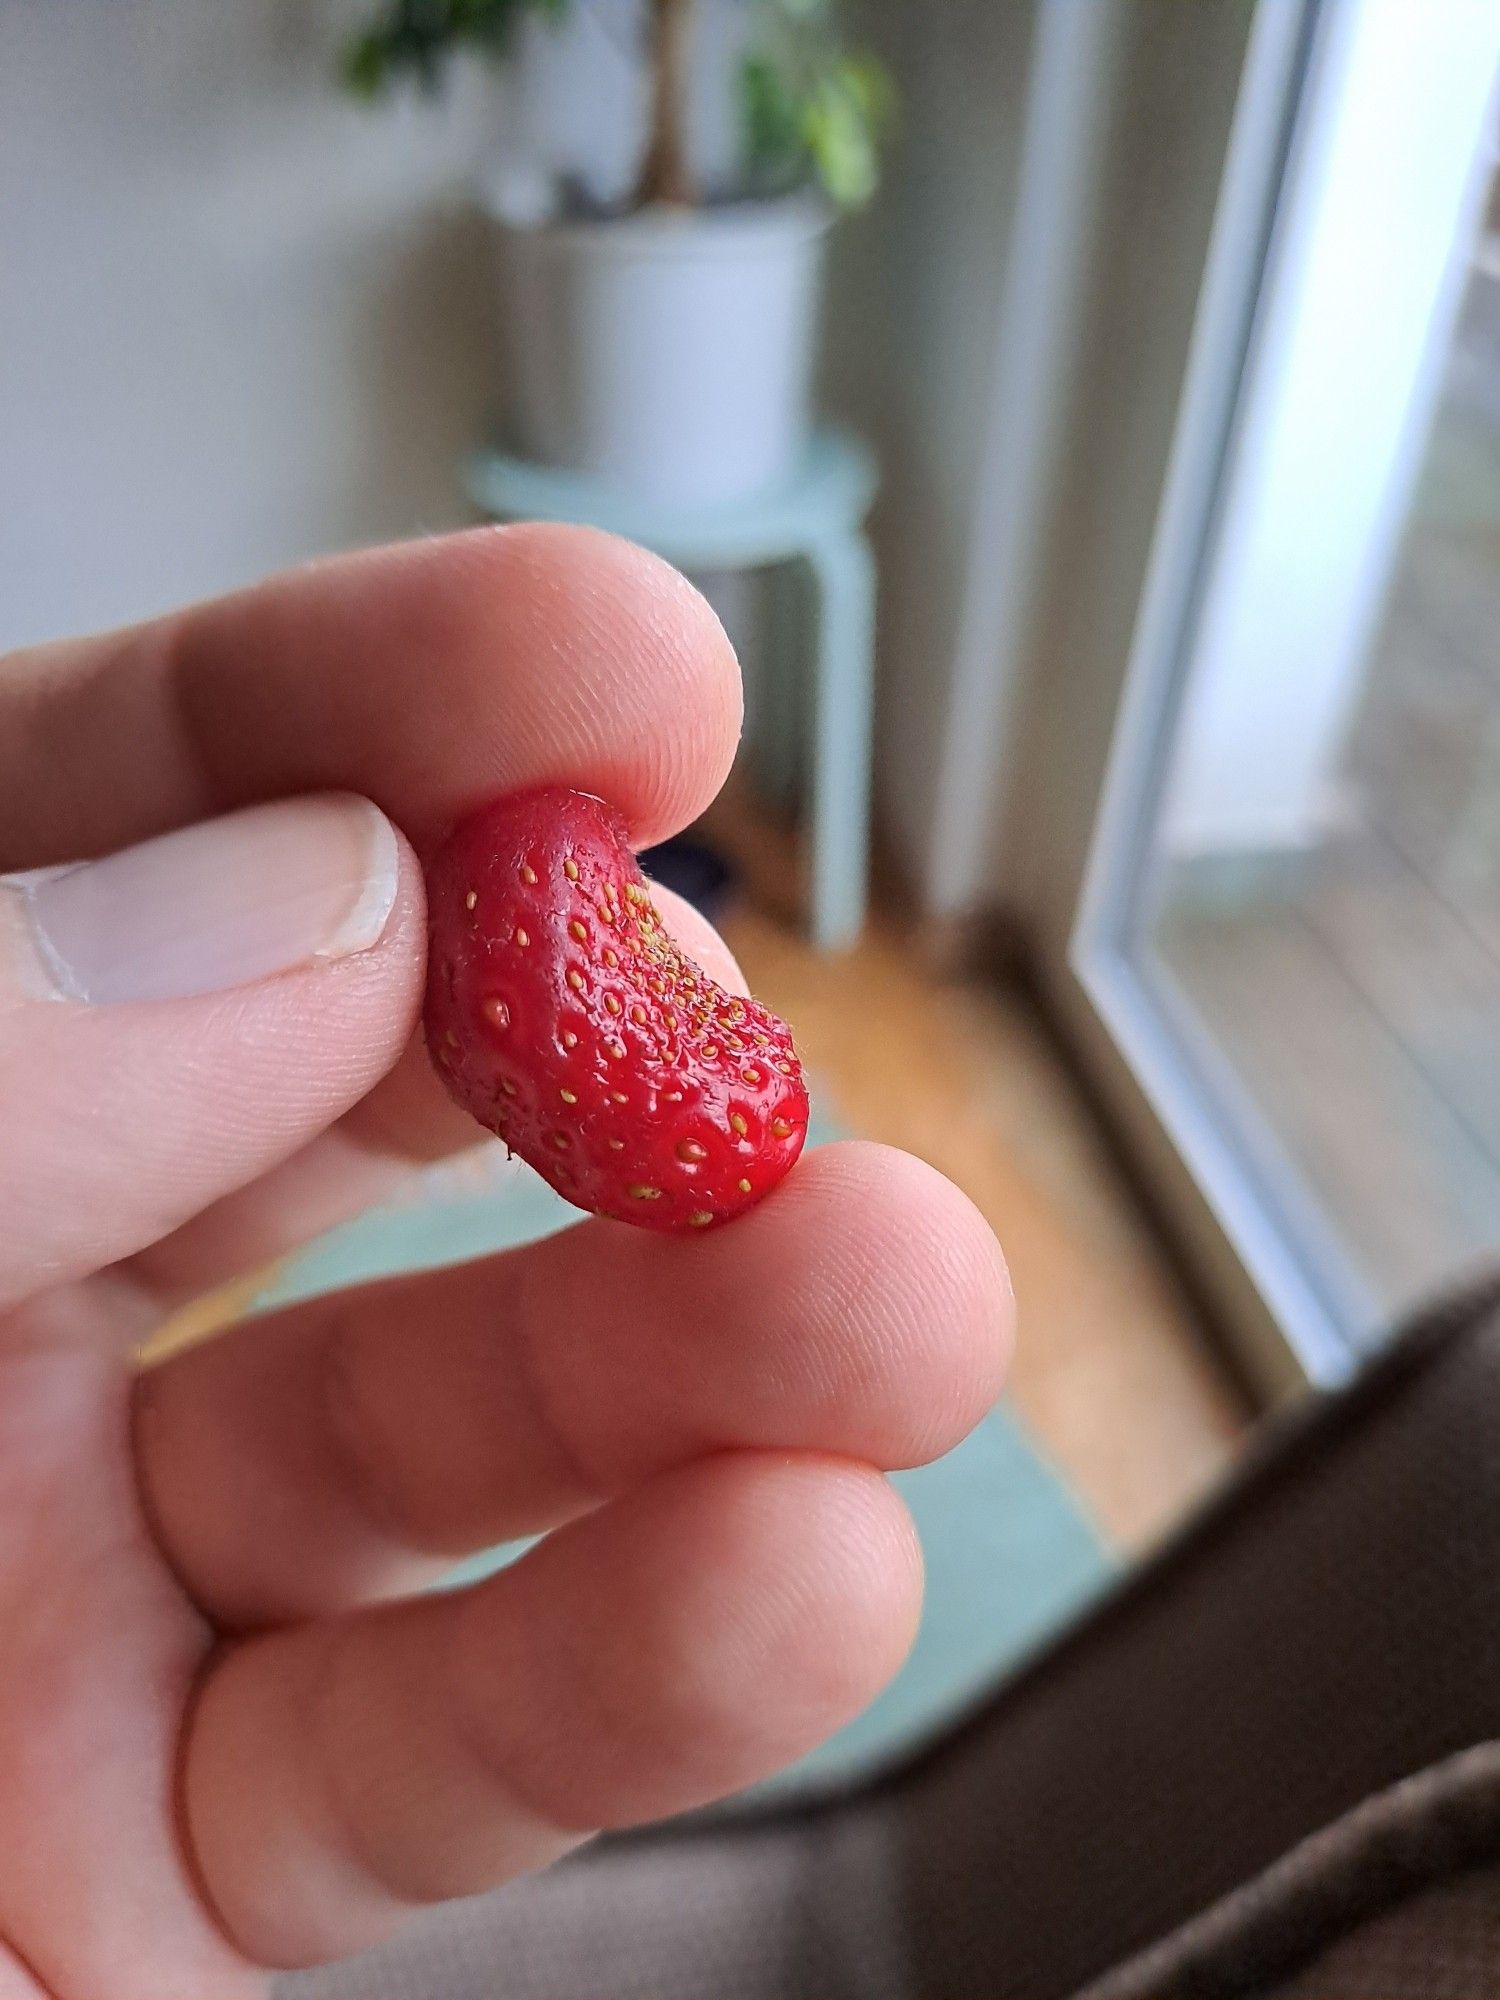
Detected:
left=1063, top=0, right=1500, bottom=1391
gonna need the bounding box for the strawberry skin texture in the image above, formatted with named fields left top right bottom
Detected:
left=423, top=789, right=809, bottom=1233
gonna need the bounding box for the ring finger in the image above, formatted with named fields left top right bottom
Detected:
left=185, top=1452, right=922, bottom=1969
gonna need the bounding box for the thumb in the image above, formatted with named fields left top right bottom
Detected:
left=0, top=795, right=424, bottom=1313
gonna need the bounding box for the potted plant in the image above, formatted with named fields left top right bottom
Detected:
left=343, top=0, right=891, bottom=505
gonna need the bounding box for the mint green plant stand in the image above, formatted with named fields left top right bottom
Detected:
left=466, top=431, right=879, bottom=952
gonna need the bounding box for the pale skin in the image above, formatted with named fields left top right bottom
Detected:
left=0, top=526, right=1012, bottom=1998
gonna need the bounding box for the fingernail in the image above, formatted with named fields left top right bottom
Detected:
left=11, top=796, right=400, bottom=1003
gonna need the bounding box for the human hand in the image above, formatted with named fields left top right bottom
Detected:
left=0, top=527, right=1011, bottom=1997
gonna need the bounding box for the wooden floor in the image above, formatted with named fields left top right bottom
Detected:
left=718, top=900, right=1248, bottom=1554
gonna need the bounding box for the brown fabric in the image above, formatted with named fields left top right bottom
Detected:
left=1076, top=1743, right=1500, bottom=1999
left=897, top=1277, right=1500, bottom=1997
left=282, top=1279, right=1500, bottom=2000
left=1265, top=1864, right=1500, bottom=2000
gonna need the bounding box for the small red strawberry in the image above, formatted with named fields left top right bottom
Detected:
left=423, top=788, right=809, bottom=1233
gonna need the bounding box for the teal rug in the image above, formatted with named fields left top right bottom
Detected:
left=253, top=1112, right=1112, bottom=1795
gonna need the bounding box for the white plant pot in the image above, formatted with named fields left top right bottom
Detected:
left=486, top=194, right=830, bottom=507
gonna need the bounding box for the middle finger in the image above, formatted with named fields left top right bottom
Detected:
left=134, top=1142, right=1011, bottom=1629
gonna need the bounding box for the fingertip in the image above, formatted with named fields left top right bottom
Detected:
left=765, top=1455, right=925, bottom=1722
left=168, top=523, right=744, bottom=860
left=647, top=1454, right=924, bottom=1771
left=462, top=1452, right=924, bottom=1832
left=739, top=1141, right=1015, bottom=1467
left=659, top=1451, right=925, bottom=1786
left=441, top=523, right=744, bottom=850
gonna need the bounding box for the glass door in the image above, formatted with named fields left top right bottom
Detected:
left=1058, top=0, right=1500, bottom=1391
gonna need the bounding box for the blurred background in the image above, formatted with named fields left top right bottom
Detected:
left=6, top=0, right=1500, bottom=1780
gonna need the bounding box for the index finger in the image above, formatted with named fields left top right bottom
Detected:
left=0, top=524, right=742, bottom=870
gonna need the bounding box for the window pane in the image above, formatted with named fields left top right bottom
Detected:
left=1143, top=141, right=1500, bottom=1335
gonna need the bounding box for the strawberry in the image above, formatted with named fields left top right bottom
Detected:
left=423, top=788, right=809, bottom=1233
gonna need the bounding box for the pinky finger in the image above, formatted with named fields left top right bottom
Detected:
left=182, top=1454, right=921, bottom=1970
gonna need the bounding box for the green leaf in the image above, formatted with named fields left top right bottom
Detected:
left=341, top=29, right=391, bottom=98
left=741, top=52, right=805, bottom=183
left=803, top=73, right=878, bottom=208
left=340, top=0, right=897, bottom=211
left=336, top=0, right=550, bottom=97
left=737, top=7, right=895, bottom=209
left=842, top=51, right=896, bottom=130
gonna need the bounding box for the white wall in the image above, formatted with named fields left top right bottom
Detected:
left=969, top=1, right=1258, bottom=927
left=825, top=0, right=1039, bottom=907
left=834, top=0, right=1254, bottom=924
left=0, top=0, right=495, bottom=650
left=0, top=0, right=1274, bottom=918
